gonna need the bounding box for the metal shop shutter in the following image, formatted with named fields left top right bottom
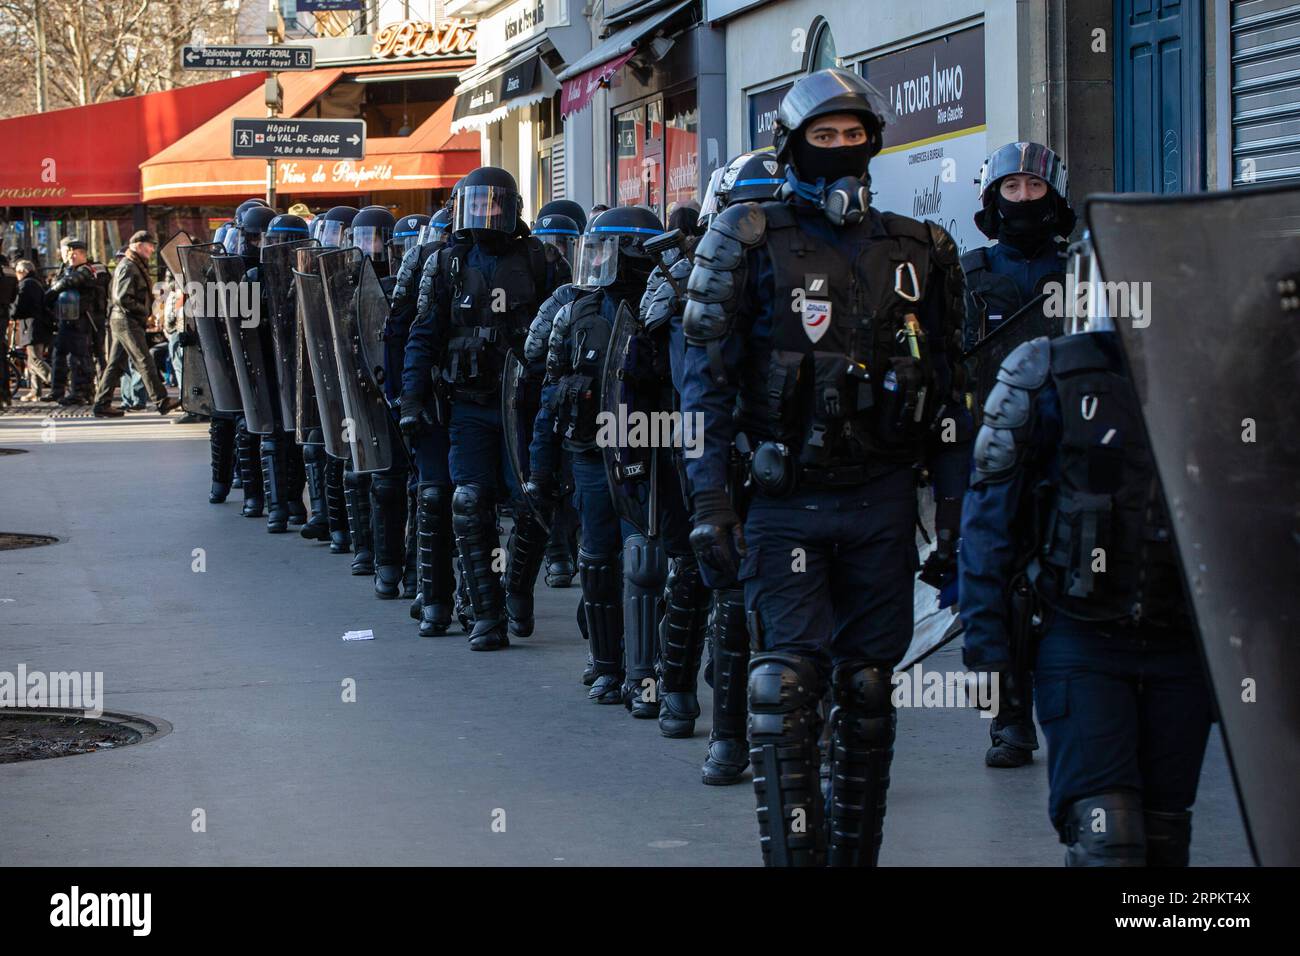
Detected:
left=1232, top=0, right=1300, bottom=185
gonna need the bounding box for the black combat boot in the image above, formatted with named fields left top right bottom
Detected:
left=827, top=662, right=896, bottom=867
left=658, top=554, right=709, bottom=734
left=299, top=440, right=330, bottom=541
left=544, top=497, right=577, bottom=587
left=504, top=509, right=549, bottom=638
left=370, top=473, right=407, bottom=599
left=345, top=468, right=374, bottom=575
left=417, top=484, right=455, bottom=637
left=579, top=549, right=624, bottom=703
left=261, top=429, right=289, bottom=533
left=1062, top=791, right=1146, bottom=866
left=749, top=652, right=825, bottom=866
left=285, top=440, right=307, bottom=526
left=209, top=417, right=235, bottom=504
left=236, top=418, right=264, bottom=517
left=453, top=556, right=473, bottom=633
left=453, top=484, right=508, bottom=651
left=325, top=456, right=350, bottom=554
left=986, top=669, right=1039, bottom=768
left=703, top=587, right=750, bottom=785
left=622, top=534, right=666, bottom=718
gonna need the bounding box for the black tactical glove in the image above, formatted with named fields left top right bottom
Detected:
left=398, top=392, right=432, bottom=439
left=919, top=496, right=962, bottom=591
left=689, top=487, right=746, bottom=589
left=523, top=474, right=559, bottom=507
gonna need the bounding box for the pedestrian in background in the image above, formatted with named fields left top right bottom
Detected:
left=90, top=231, right=179, bottom=418
left=10, top=259, right=53, bottom=401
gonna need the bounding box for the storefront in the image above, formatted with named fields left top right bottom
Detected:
left=139, top=22, right=481, bottom=222
left=444, top=0, right=592, bottom=217
left=0, top=74, right=263, bottom=270
left=706, top=0, right=1024, bottom=254
left=559, top=0, right=725, bottom=224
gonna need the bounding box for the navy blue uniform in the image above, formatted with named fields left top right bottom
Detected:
left=958, top=331, right=1212, bottom=865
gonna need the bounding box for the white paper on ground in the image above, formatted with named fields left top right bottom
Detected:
left=342, top=629, right=375, bottom=642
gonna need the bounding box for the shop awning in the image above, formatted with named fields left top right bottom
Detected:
left=140, top=61, right=478, bottom=203
left=0, top=74, right=264, bottom=207
left=450, top=42, right=560, bottom=133
left=557, top=0, right=693, bottom=117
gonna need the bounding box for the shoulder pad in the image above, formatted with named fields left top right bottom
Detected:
left=960, top=247, right=990, bottom=274
left=971, top=423, right=1020, bottom=485
left=760, top=200, right=796, bottom=230
left=525, top=284, right=577, bottom=363
left=682, top=298, right=729, bottom=343
left=995, top=336, right=1051, bottom=389
left=926, top=221, right=960, bottom=267
left=880, top=212, right=930, bottom=244
left=686, top=260, right=735, bottom=304
left=643, top=264, right=669, bottom=299
left=695, top=221, right=749, bottom=271
left=668, top=256, right=692, bottom=280
left=711, top=202, right=767, bottom=246
left=642, top=276, right=679, bottom=333
left=982, top=379, right=1033, bottom=430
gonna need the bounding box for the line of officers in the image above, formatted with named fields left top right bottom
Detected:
left=182, top=67, right=1215, bottom=868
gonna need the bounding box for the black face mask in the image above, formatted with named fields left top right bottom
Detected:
left=791, top=137, right=872, bottom=185
left=996, top=194, right=1056, bottom=254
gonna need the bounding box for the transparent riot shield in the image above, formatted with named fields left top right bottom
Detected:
left=1087, top=188, right=1300, bottom=865
left=318, top=248, right=393, bottom=473
left=179, top=243, right=242, bottom=414
left=260, top=238, right=315, bottom=427
left=211, top=254, right=276, bottom=434
left=295, top=246, right=346, bottom=458
left=600, top=300, right=657, bottom=537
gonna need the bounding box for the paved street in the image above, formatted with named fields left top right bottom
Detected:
left=0, top=407, right=1253, bottom=866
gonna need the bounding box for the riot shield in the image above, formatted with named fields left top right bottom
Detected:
left=898, top=495, right=963, bottom=671
left=600, top=301, right=657, bottom=537
left=260, top=238, right=315, bottom=427
left=1087, top=187, right=1300, bottom=866
left=318, top=248, right=392, bottom=473
left=294, top=247, right=346, bottom=457
left=162, top=233, right=213, bottom=416
left=963, top=287, right=1062, bottom=426
left=502, top=350, right=550, bottom=534
left=180, top=243, right=242, bottom=415
left=212, top=254, right=276, bottom=434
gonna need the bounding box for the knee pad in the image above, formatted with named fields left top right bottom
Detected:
left=623, top=534, right=668, bottom=592
left=831, top=661, right=896, bottom=749
left=452, top=482, right=488, bottom=518
left=748, top=652, right=823, bottom=739
left=1062, top=791, right=1146, bottom=867
left=419, top=482, right=450, bottom=512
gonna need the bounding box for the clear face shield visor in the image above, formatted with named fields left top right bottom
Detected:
left=538, top=233, right=578, bottom=267
left=223, top=230, right=248, bottom=256
left=697, top=166, right=729, bottom=227
left=416, top=223, right=448, bottom=247
left=349, top=226, right=390, bottom=261
left=317, top=219, right=346, bottom=248
left=573, top=234, right=620, bottom=289
left=454, top=185, right=518, bottom=234
left=389, top=234, right=420, bottom=260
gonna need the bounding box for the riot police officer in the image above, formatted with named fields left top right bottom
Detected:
left=642, top=149, right=785, bottom=782
left=45, top=237, right=105, bottom=406
left=527, top=205, right=662, bottom=701
left=535, top=199, right=587, bottom=234
left=960, top=142, right=1076, bottom=769
left=399, top=166, right=565, bottom=651
left=958, top=243, right=1213, bottom=867
left=680, top=69, right=969, bottom=866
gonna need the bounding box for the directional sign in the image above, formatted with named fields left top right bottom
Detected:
left=183, top=45, right=315, bottom=72
left=231, top=118, right=366, bottom=160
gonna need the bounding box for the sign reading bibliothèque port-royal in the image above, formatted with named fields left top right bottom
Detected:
left=182, top=45, right=315, bottom=72
left=230, top=118, right=367, bottom=160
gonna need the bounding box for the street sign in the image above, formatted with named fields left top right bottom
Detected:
left=297, top=0, right=363, bottom=9
left=182, top=45, right=315, bottom=72
left=231, top=118, right=366, bottom=160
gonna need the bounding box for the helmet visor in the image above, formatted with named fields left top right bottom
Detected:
left=537, top=233, right=577, bottom=267
left=317, top=219, right=345, bottom=248
left=417, top=223, right=448, bottom=247
left=454, top=185, right=518, bottom=234
left=573, top=235, right=619, bottom=289
left=223, top=229, right=247, bottom=256
left=390, top=234, right=420, bottom=260
left=698, top=166, right=728, bottom=224
left=980, top=142, right=1068, bottom=202
left=350, top=226, right=390, bottom=260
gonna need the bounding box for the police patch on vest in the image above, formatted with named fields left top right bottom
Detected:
left=802, top=299, right=831, bottom=343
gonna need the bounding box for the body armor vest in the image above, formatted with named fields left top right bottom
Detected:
left=737, top=204, right=939, bottom=478
left=441, top=238, right=546, bottom=402
left=550, top=292, right=614, bottom=451
left=1031, top=333, right=1188, bottom=627
left=961, top=246, right=1065, bottom=350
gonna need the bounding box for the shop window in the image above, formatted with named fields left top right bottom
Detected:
left=615, top=104, right=647, bottom=208
left=612, top=87, right=698, bottom=221
left=665, top=89, right=699, bottom=218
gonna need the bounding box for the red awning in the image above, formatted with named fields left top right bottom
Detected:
left=141, top=61, right=479, bottom=203
left=0, top=75, right=265, bottom=207
left=560, top=49, right=636, bottom=118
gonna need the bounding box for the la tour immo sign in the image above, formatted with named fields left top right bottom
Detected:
left=373, top=19, right=477, bottom=59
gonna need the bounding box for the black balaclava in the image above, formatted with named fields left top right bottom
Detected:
left=790, top=137, right=872, bottom=186
left=995, top=193, right=1057, bottom=255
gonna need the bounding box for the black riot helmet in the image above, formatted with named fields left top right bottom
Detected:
left=419, top=207, right=453, bottom=247
left=533, top=213, right=581, bottom=268
left=390, top=213, right=429, bottom=261
left=236, top=205, right=278, bottom=263
left=974, top=141, right=1076, bottom=241
left=536, top=199, right=587, bottom=234
left=264, top=214, right=309, bottom=246
left=699, top=151, right=785, bottom=229
left=454, top=166, right=522, bottom=237
left=317, top=205, right=358, bottom=248
left=773, top=68, right=892, bottom=179
left=573, top=205, right=663, bottom=291
left=348, top=205, right=396, bottom=271
left=225, top=199, right=269, bottom=255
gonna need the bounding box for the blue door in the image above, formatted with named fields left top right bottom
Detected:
left=1116, top=0, right=1205, bottom=192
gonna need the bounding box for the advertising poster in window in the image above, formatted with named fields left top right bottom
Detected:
left=665, top=91, right=699, bottom=215
left=615, top=106, right=646, bottom=206
left=860, top=25, right=987, bottom=254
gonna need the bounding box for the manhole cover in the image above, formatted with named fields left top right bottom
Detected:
left=0, top=709, right=171, bottom=763
left=0, top=532, right=58, bottom=551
